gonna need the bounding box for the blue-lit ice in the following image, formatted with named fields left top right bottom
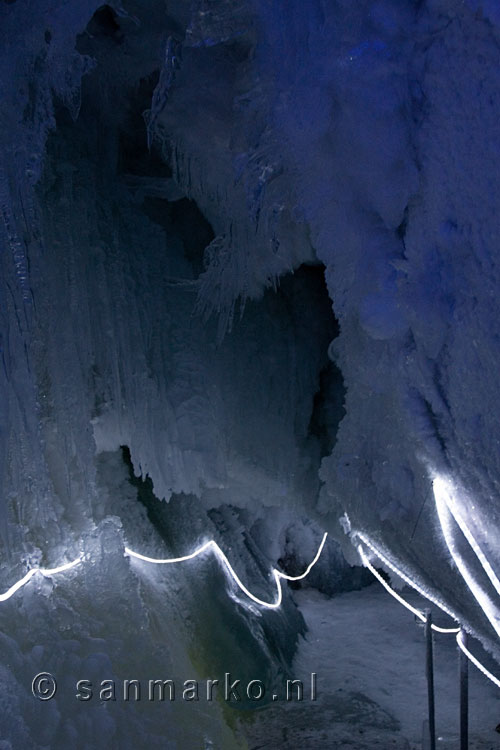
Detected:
left=1, top=0, right=500, bottom=746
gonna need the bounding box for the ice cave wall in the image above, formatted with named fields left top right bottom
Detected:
left=0, top=2, right=349, bottom=745
left=1, top=0, right=337, bottom=559
left=1, top=0, right=500, bottom=745
left=120, top=0, right=500, bottom=650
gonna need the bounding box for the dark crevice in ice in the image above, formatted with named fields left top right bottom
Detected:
left=308, top=360, right=346, bottom=459
left=82, top=5, right=122, bottom=43
left=142, top=196, right=215, bottom=276
left=116, top=72, right=169, bottom=179
left=396, top=205, right=409, bottom=243
left=287, top=263, right=346, bottom=459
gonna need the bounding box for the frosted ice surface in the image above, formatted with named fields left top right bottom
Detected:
left=1, top=0, right=500, bottom=746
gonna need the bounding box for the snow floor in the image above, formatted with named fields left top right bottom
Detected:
left=239, top=584, right=500, bottom=749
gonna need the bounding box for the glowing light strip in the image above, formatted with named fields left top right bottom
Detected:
left=433, top=479, right=500, bottom=640
left=125, top=532, right=328, bottom=610
left=124, top=541, right=214, bottom=565
left=358, top=544, right=426, bottom=620
left=356, top=539, right=460, bottom=633
left=1, top=521, right=499, bottom=693
left=356, top=529, right=500, bottom=690
left=0, top=557, right=83, bottom=602
left=354, top=531, right=459, bottom=626
left=433, top=477, right=500, bottom=597
left=448, top=510, right=500, bottom=599
left=456, top=629, right=500, bottom=689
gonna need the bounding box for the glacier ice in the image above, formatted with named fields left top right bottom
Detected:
left=2, top=0, right=500, bottom=746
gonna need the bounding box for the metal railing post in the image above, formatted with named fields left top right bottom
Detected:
left=459, top=629, right=469, bottom=750
left=425, top=609, right=436, bottom=750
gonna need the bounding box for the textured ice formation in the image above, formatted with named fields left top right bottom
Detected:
left=1, top=0, right=500, bottom=746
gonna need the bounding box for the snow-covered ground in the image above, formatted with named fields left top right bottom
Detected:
left=240, top=584, right=500, bottom=749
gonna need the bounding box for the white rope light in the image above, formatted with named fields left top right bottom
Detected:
left=125, top=532, right=328, bottom=610
left=356, top=542, right=460, bottom=633
left=124, top=541, right=215, bottom=565
left=0, top=556, right=83, bottom=602
left=433, top=476, right=500, bottom=640
left=456, top=629, right=500, bottom=689
left=359, top=533, right=500, bottom=690
left=0, top=534, right=328, bottom=609
left=356, top=530, right=500, bottom=690
left=1, top=482, right=499, bottom=693
left=433, top=477, right=500, bottom=597
left=354, top=531, right=459, bottom=627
